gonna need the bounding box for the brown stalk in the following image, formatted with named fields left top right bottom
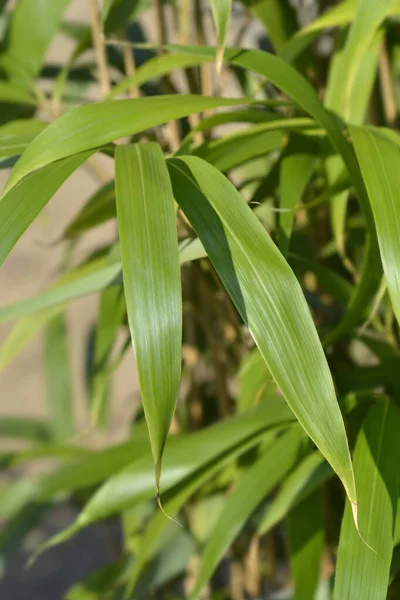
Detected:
left=155, top=0, right=181, bottom=151
left=379, top=39, right=397, bottom=126
left=87, top=0, right=110, bottom=97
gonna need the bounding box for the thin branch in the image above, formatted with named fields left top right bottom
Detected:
left=379, top=39, right=397, bottom=126
left=122, top=34, right=139, bottom=98
left=87, top=0, right=110, bottom=97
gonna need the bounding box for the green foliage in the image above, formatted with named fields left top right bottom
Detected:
left=1, top=1, right=400, bottom=598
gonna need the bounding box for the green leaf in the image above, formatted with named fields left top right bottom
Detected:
left=237, top=347, right=274, bottom=414
left=0, top=260, right=121, bottom=323
left=44, top=312, right=74, bottom=441
left=258, top=452, right=331, bottom=536
left=41, top=398, right=293, bottom=543
left=189, top=426, right=306, bottom=597
left=115, top=142, right=182, bottom=491
left=209, top=0, right=232, bottom=73
left=279, top=134, right=316, bottom=257
left=194, top=126, right=286, bottom=172
left=90, top=285, right=126, bottom=427
left=249, top=0, right=298, bottom=53
left=124, top=422, right=280, bottom=596
left=0, top=239, right=206, bottom=332
left=0, top=306, right=65, bottom=372
left=0, top=118, right=47, bottom=158
left=6, top=0, right=71, bottom=82
left=0, top=417, right=51, bottom=441
left=334, top=400, right=400, bottom=599
left=2, top=95, right=244, bottom=196
left=287, top=490, right=324, bottom=600
left=350, top=126, right=400, bottom=328
left=168, top=156, right=357, bottom=511
left=326, top=0, right=398, bottom=122
left=64, top=181, right=115, bottom=238
left=281, top=0, right=357, bottom=63
left=0, top=151, right=94, bottom=267
left=0, top=81, right=37, bottom=105
left=109, top=52, right=214, bottom=98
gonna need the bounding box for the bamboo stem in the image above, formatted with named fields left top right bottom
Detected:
left=379, top=40, right=397, bottom=126
left=87, top=0, right=110, bottom=97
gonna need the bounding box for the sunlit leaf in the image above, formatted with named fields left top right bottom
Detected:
left=115, top=142, right=182, bottom=491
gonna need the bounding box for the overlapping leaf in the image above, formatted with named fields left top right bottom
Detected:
left=168, top=156, right=357, bottom=512
left=115, top=143, right=182, bottom=491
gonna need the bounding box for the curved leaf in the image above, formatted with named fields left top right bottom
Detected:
left=0, top=151, right=94, bottom=267
left=350, top=126, right=400, bottom=327
left=334, top=401, right=400, bottom=599
left=2, top=95, right=244, bottom=197
left=168, top=156, right=357, bottom=511
left=189, top=426, right=306, bottom=597
left=115, top=142, right=182, bottom=491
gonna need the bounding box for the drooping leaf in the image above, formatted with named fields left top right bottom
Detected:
left=115, top=142, right=182, bottom=491
left=44, top=311, right=74, bottom=441
left=2, top=95, right=244, bottom=196
left=189, top=426, right=306, bottom=597
left=124, top=422, right=281, bottom=596
left=90, top=285, right=126, bottom=427
left=6, top=0, right=71, bottom=82
left=334, top=400, right=400, bottom=599
left=350, top=126, right=400, bottom=328
left=237, top=347, right=274, bottom=414
left=37, top=398, right=293, bottom=546
left=0, top=118, right=46, bottom=157
left=168, top=156, right=357, bottom=513
left=0, top=151, right=94, bottom=267
left=0, top=417, right=51, bottom=441
left=64, top=181, right=115, bottom=238
left=194, top=126, right=285, bottom=172
left=279, top=134, right=316, bottom=257
left=249, top=0, right=298, bottom=53
left=287, top=490, right=324, bottom=600
left=258, top=452, right=331, bottom=536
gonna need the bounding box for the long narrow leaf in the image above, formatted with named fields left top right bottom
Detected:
left=189, top=426, right=306, bottom=597
left=168, top=156, right=357, bottom=515
left=350, top=126, right=400, bottom=327
left=334, top=401, right=400, bottom=599
left=0, top=151, right=94, bottom=267
left=2, top=95, right=244, bottom=196
left=115, top=142, right=182, bottom=491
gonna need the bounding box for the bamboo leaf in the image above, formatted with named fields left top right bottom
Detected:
left=209, top=0, right=232, bottom=74
left=249, top=0, right=298, bottom=53
left=0, top=151, right=94, bottom=267
left=124, top=423, right=281, bottom=596
left=44, top=312, right=75, bottom=441
left=279, top=135, right=316, bottom=257
left=258, top=452, right=331, bottom=536
left=2, top=95, right=244, bottom=196
left=350, top=126, right=400, bottom=328
left=168, top=156, right=357, bottom=515
left=189, top=426, right=306, bottom=597
left=6, top=0, right=71, bottom=82
left=90, top=285, right=126, bottom=427
left=64, top=181, right=115, bottom=238
left=38, top=398, right=293, bottom=547
left=115, top=142, right=182, bottom=492
left=334, top=400, right=400, bottom=599
left=194, top=126, right=285, bottom=172
left=0, top=417, right=51, bottom=442
left=287, top=490, right=324, bottom=600
left=0, top=118, right=47, bottom=158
